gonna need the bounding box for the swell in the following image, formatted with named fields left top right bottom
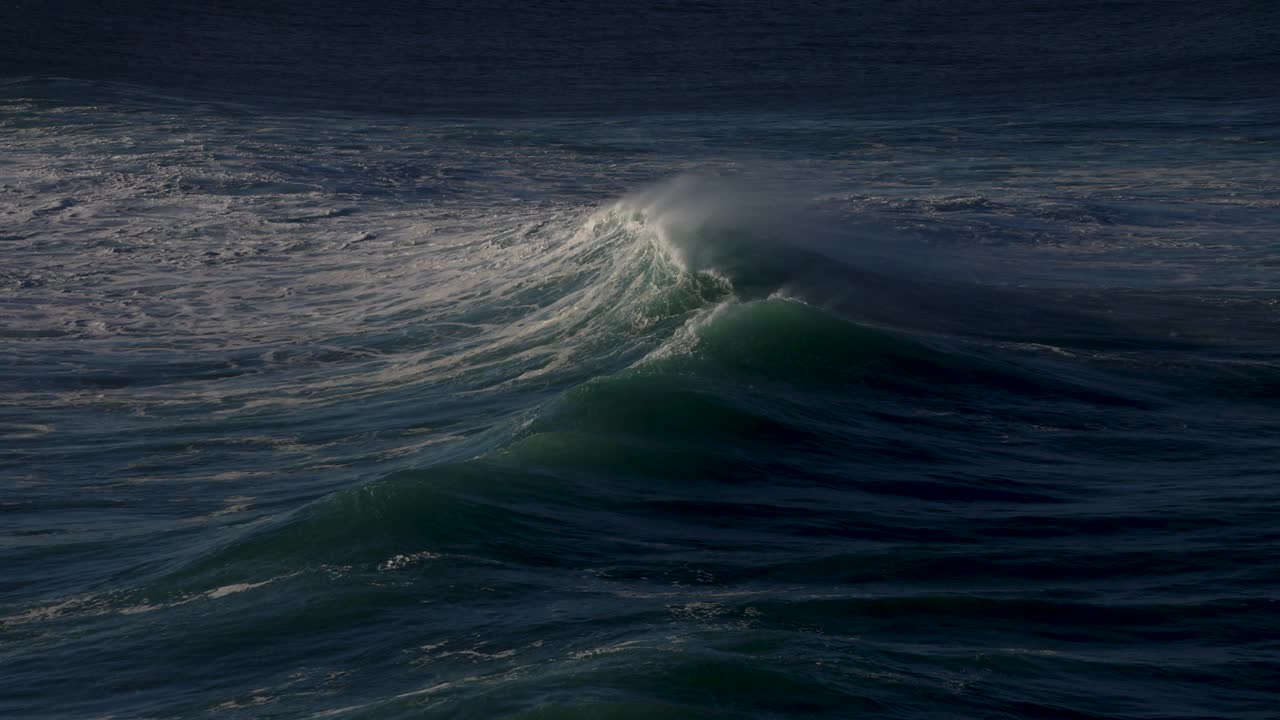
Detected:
left=7, top=178, right=1278, bottom=719
left=89, top=176, right=1250, bottom=588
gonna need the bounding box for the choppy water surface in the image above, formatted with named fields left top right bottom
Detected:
left=3, top=3, right=1280, bottom=718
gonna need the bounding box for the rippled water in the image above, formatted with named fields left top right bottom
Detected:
left=3, top=3, right=1280, bottom=718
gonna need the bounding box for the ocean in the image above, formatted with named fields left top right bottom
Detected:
left=2, top=2, right=1278, bottom=718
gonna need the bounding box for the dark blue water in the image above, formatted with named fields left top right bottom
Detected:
left=3, top=3, right=1279, bottom=718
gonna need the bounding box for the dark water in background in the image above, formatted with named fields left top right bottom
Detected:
left=3, top=3, right=1280, bottom=718
left=6, top=0, right=1279, bottom=114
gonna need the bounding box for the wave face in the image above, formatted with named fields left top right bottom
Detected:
left=3, top=74, right=1280, bottom=719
